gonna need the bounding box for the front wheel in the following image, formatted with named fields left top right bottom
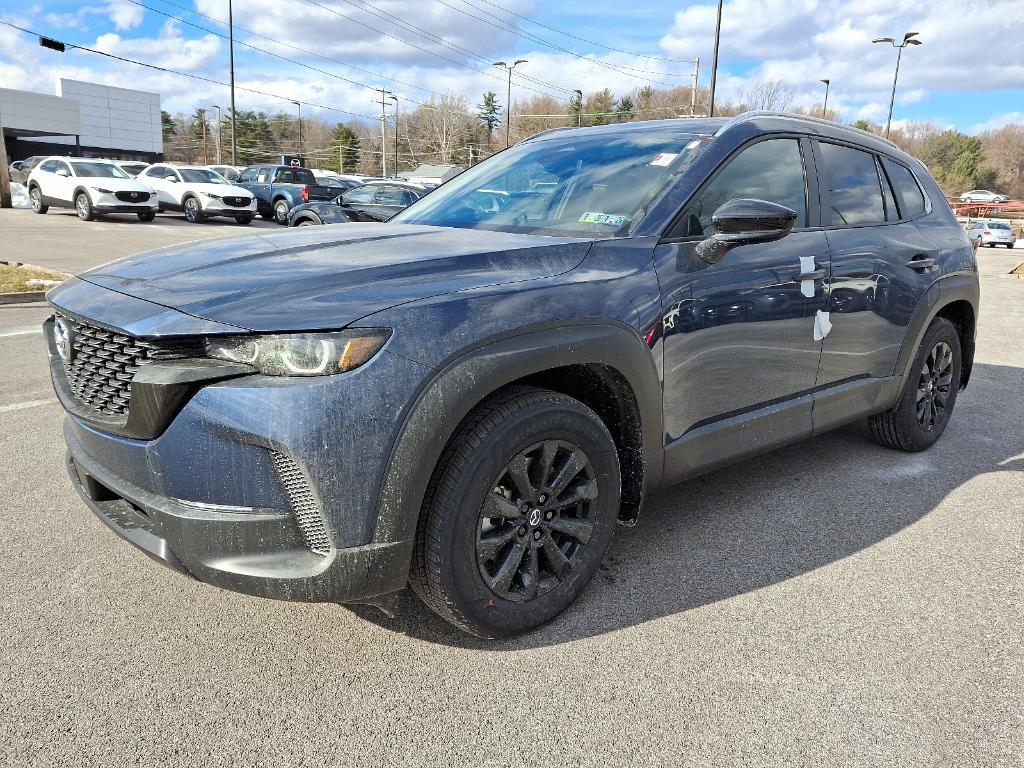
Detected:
left=411, top=386, right=621, bottom=638
left=183, top=197, right=204, bottom=223
left=273, top=200, right=290, bottom=225
left=869, top=317, right=962, bottom=452
left=75, top=192, right=94, bottom=221
left=235, top=215, right=253, bottom=225
left=29, top=186, right=48, bottom=214
left=137, top=211, right=156, bottom=222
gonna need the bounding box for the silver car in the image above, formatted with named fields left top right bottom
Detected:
left=959, top=189, right=1009, bottom=203
left=966, top=220, right=1017, bottom=248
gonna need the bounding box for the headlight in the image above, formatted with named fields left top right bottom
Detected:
left=201, top=191, right=222, bottom=200
left=93, top=187, right=114, bottom=194
left=205, top=330, right=391, bottom=376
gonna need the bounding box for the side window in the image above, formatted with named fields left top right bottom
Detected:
left=883, top=159, right=927, bottom=219
left=344, top=186, right=377, bottom=204
left=143, top=166, right=162, bottom=177
left=680, top=138, right=807, bottom=237
left=238, top=167, right=257, bottom=183
left=400, top=190, right=418, bottom=205
left=375, top=186, right=407, bottom=206
left=275, top=168, right=295, bottom=183
left=819, top=142, right=885, bottom=226
left=39, top=160, right=58, bottom=173
left=256, top=168, right=271, bottom=183
left=55, top=161, right=72, bottom=176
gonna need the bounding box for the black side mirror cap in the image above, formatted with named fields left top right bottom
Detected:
left=695, top=198, right=798, bottom=264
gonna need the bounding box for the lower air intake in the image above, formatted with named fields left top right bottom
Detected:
left=270, top=450, right=332, bottom=556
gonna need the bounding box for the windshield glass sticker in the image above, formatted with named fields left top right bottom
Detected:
left=579, top=212, right=628, bottom=226
left=649, top=152, right=678, bottom=167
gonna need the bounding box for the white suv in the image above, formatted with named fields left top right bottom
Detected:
left=140, top=164, right=256, bottom=224
left=27, top=157, right=159, bottom=221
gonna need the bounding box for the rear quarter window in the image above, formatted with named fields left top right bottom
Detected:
left=883, top=159, right=927, bottom=219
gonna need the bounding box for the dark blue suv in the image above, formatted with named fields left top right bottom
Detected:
left=44, top=113, right=978, bottom=637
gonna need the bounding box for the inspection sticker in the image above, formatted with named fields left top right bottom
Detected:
left=579, top=212, right=628, bottom=226
left=649, top=152, right=678, bottom=167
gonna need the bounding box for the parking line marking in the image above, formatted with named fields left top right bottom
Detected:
left=0, top=328, right=43, bottom=338
left=0, top=398, right=55, bottom=413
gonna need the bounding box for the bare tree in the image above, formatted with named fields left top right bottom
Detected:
left=415, top=92, right=473, bottom=165
left=740, top=79, right=796, bottom=111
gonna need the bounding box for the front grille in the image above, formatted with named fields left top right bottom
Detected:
left=222, top=196, right=251, bottom=207
left=114, top=191, right=150, bottom=203
left=58, top=315, right=200, bottom=417
left=270, top=450, right=332, bottom=556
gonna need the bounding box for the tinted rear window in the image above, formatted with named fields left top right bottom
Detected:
left=883, top=159, right=927, bottom=218
left=988, top=222, right=1012, bottom=230
left=819, top=143, right=885, bottom=226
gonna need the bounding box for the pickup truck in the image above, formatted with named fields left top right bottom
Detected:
left=235, top=165, right=335, bottom=224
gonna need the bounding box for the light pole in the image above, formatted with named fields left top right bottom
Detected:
left=290, top=100, right=302, bottom=162
left=493, top=59, right=527, bottom=148
left=375, top=88, right=392, bottom=177
left=573, top=89, right=583, bottom=127
left=389, top=95, right=399, bottom=175
left=708, top=0, right=723, bottom=117
left=228, top=0, right=236, bottom=165
left=210, top=105, right=223, bottom=164
left=873, top=32, right=923, bottom=138
left=820, top=79, right=830, bottom=118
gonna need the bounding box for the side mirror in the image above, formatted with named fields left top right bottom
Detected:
left=56, top=168, right=70, bottom=177
left=167, top=176, right=179, bottom=183
left=695, top=198, right=798, bottom=265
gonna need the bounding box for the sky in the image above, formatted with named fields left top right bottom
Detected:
left=1, top=0, right=1023, bottom=133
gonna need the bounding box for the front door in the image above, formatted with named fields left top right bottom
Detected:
left=655, top=136, right=829, bottom=478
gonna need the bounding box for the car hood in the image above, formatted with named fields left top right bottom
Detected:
left=78, top=176, right=153, bottom=192
left=78, top=223, right=592, bottom=332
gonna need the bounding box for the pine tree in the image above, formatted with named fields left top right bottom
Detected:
left=331, top=123, right=361, bottom=173
left=477, top=91, right=501, bottom=145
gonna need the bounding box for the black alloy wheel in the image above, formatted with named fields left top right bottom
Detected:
left=916, top=341, right=953, bottom=432
left=476, top=440, right=598, bottom=602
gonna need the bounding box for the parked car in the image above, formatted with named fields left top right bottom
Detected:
left=10, top=155, right=46, bottom=185
left=43, top=113, right=978, bottom=638
left=966, top=219, right=1017, bottom=248
left=206, top=164, right=241, bottom=182
left=959, top=189, right=1009, bottom=204
left=318, top=176, right=360, bottom=193
left=140, top=164, right=256, bottom=224
left=235, top=164, right=335, bottom=224
left=27, top=157, right=158, bottom=221
left=288, top=180, right=428, bottom=226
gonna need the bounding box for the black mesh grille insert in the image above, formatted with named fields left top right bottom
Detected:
left=114, top=191, right=151, bottom=203
left=222, top=196, right=251, bottom=207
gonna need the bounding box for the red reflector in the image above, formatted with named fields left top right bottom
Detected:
left=301, top=186, right=309, bottom=203
left=983, top=231, right=991, bottom=235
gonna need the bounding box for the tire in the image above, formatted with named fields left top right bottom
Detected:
left=273, top=199, right=290, bottom=225
left=75, top=192, right=94, bottom=221
left=183, top=196, right=204, bottom=223
left=869, top=317, right=962, bottom=452
left=235, top=215, right=253, bottom=225
left=137, top=211, right=155, bottom=222
left=29, top=186, right=47, bottom=214
left=410, top=386, right=621, bottom=638
left=296, top=218, right=318, bottom=226
left=259, top=211, right=275, bottom=220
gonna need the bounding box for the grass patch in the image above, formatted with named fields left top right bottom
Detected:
left=0, top=263, right=70, bottom=293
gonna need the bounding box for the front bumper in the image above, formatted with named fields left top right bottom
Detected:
left=92, top=191, right=158, bottom=213
left=201, top=198, right=257, bottom=217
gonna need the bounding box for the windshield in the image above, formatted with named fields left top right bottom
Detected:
left=71, top=162, right=130, bottom=179
left=393, top=128, right=707, bottom=237
left=180, top=168, right=228, bottom=184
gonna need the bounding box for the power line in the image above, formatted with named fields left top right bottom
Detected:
left=0, top=18, right=378, bottom=121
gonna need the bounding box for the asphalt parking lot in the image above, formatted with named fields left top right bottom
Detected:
left=0, top=207, right=1021, bottom=767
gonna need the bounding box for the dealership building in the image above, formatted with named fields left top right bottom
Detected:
left=0, top=78, right=163, bottom=164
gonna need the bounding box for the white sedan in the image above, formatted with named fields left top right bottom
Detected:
left=140, top=164, right=257, bottom=224
left=959, top=189, right=1009, bottom=204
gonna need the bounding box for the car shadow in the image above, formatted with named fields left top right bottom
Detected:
left=349, top=362, right=1024, bottom=649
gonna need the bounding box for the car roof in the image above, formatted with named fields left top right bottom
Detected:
left=361, top=179, right=427, bottom=190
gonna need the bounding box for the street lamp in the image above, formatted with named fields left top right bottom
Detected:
left=290, top=100, right=302, bottom=161
left=389, top=95, right=399, bottom=176
left=210, top=105, right=223, bottom=164
left=872, top=32, right=923, bottom=138
left=708, top=0, right=724, bottom=117
left=820, top=79, right=830, bottom=118
left=573, top=89, right=583, bottom=127
left=492, top=59, right=527, bottom=148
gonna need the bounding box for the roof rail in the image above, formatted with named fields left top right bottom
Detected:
left=715, top=110, right=900, bottom=150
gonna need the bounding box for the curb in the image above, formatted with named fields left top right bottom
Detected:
left=0, top=291, right=47, bottom=305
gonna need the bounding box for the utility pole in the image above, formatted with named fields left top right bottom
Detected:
left=375, top=88, right=391, bottom=176
left=493, top=60, right=527, bottom=148
left=573, top=89, right=583, bottom=127
left=708, top=0, right=723, bottom=117
left=291, top=100, right=302, bottom=161
left=199, top=108, right=208, bottom=165
left=389, top=95, right=399, bottom=176
left=691, top=58, right=700, bottom=116
left=211, top=105, right=223, bottom=164
left=0, top=120, right=12, bottom=208
left=228, top=0, right=236, bottom=165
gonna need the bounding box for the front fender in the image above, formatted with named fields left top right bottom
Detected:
left=368, top=321, right=665, bottom=570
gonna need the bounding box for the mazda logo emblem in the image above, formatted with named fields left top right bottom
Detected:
left=54, top=317, right=73, bottom=363
left=130, top=192, right=138, bottom=199
left=528, top=509, right=541, bottom=526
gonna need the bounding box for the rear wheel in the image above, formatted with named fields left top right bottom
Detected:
left=273, top=199, right=290, bottom=225
left=869, top=317, right=961, bottom=452
left=75, top=192, right=94, bottom=221
left=183, top=196, right=204, bottom=223
left=29, top=186, right=47, bottom=214
left=411, top=386, right=621, bottom=638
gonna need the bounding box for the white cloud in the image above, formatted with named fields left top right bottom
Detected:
left=104, top=0, right=144, bottom=31
left=93, top=20, right=221, bottom=72
left=970, top=111, right=1024, bottom=133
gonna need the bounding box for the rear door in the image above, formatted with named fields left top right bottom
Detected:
left=814, top=141, right=937, bottom=389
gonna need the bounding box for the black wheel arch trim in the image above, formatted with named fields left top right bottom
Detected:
left=892, top=272, right=979, bottom=392
left=367, top=320, right=665, bottom=569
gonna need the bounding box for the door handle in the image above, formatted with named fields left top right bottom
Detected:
left=791, top=269, right=827, bottom=282
left=906, top=256, right=935, bottom=271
